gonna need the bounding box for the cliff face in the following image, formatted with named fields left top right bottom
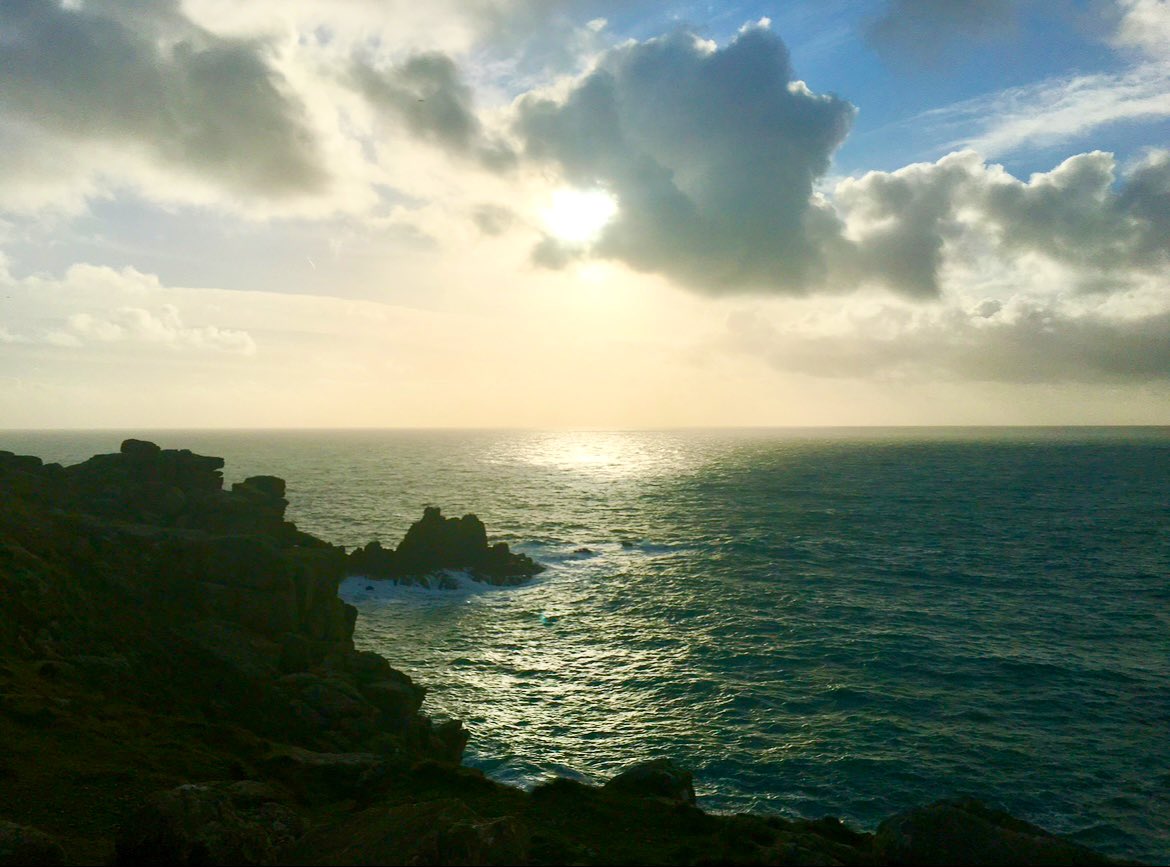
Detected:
left=0, top=442, right=1127, bottom=866
left=0, top=441, right=465, bottom=762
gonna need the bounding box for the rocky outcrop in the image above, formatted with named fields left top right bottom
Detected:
left=0, top=442, right=1132, bottom=866
left=0, top=440, right=452, bottom=761
left=347, top=507, right=543, bottom=586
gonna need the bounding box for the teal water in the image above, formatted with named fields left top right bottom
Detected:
left=4, top=428, right=1168, bottom=863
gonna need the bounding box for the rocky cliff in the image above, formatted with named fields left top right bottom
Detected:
left=0, top=442, right=1129, bottom=865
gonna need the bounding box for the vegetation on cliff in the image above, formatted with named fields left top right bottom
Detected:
left=0, top=442, right=1127, bottom=865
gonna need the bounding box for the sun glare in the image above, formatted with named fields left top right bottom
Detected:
left=542, top=188, right=618, bottom=244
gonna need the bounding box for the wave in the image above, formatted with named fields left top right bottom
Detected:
left=338, top=571, right=513, bottom=601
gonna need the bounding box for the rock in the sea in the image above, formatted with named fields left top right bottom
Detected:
left=348, top=540, right=398, bottom=579
left=114, top=781, right=304, bottom=866
left=602, top=758, right=696, bottom=806
left=872, top=798, right=1116, bottom=866
left=0, top=820, right=65, bottom=866
left=348, top=507, right=543, bottom=586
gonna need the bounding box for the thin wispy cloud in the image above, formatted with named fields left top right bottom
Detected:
left=920, top=61, right=1170, bottom=158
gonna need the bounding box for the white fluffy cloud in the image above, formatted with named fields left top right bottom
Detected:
left=832, top=148, right=1170, bottom=298
left=1112, top=0, right=1170, bottom=59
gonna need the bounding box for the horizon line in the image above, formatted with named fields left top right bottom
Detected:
left=3, top=424, right=1169, bottom=433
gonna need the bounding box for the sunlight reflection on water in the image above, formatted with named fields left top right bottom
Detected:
left=490, top=430, right=701, bottom=480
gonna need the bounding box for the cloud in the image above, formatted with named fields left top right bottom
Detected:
left=1, top=263, right=256, bottom=354
left=515, top=22, right=856, bottom=295
left=864, top=0, right=1019, bottom=66
left=918, top=61, right=1170, bottom=158
left=831, top=148, right=1170, bottom=297
left=0, top=0, right=328, bottom=209
left=471, top=204, right=516, bottom=235
left=724, top=292, right=1170, bottom=383
left=56, top=305, right=257, bottom=354
left=350, top=51, right=515, bottom=169
left=1112, top=0, right=1170, bottom=59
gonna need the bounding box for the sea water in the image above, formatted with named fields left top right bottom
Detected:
left=4, top=428, right=1167, bottom=863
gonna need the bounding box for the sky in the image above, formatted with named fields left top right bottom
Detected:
left=1, top=0, right=1168, bottom=428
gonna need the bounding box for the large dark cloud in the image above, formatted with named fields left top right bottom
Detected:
left=0, top=0, right=327, bottom=198
left=350, top=51, right=515, bottom=169
left=515, top=24, right=856, bottom=295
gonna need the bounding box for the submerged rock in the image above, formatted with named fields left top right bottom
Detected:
left=347, top=507, right=544, bottom=586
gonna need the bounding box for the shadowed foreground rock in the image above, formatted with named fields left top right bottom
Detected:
left=0, top=442, right=1133, bottom=865
left=872, top=798, right=1115, bottom=866
left=0, top=820, right=66, bottom=866
left=114, top=782, right=303, bottom=867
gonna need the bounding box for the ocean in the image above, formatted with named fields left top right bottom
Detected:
left=3, top=428, right=1167, bottom=863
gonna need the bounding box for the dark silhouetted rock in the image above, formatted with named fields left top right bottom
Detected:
left=0, top=441, right=460, bottom=766
left=120, top=438, right=162, bottom=459
left=0, top=452, right=44, bottom=475
left=873, top=798, right=1116, bottom=865
left=348, top=507, right=543, bottom=587
left=348, top=541, right=398, bottom=579
left=0, top=820, right=65, bottom=866
left=238, top=475, right=286, bottom=500
left=603, top=758, right=696, bottom=806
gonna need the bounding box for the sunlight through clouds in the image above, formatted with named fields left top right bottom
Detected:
left=541, top=189, right=618, bottom=245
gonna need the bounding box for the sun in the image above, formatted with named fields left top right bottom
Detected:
left=541, top=188, right=618, bottom=245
